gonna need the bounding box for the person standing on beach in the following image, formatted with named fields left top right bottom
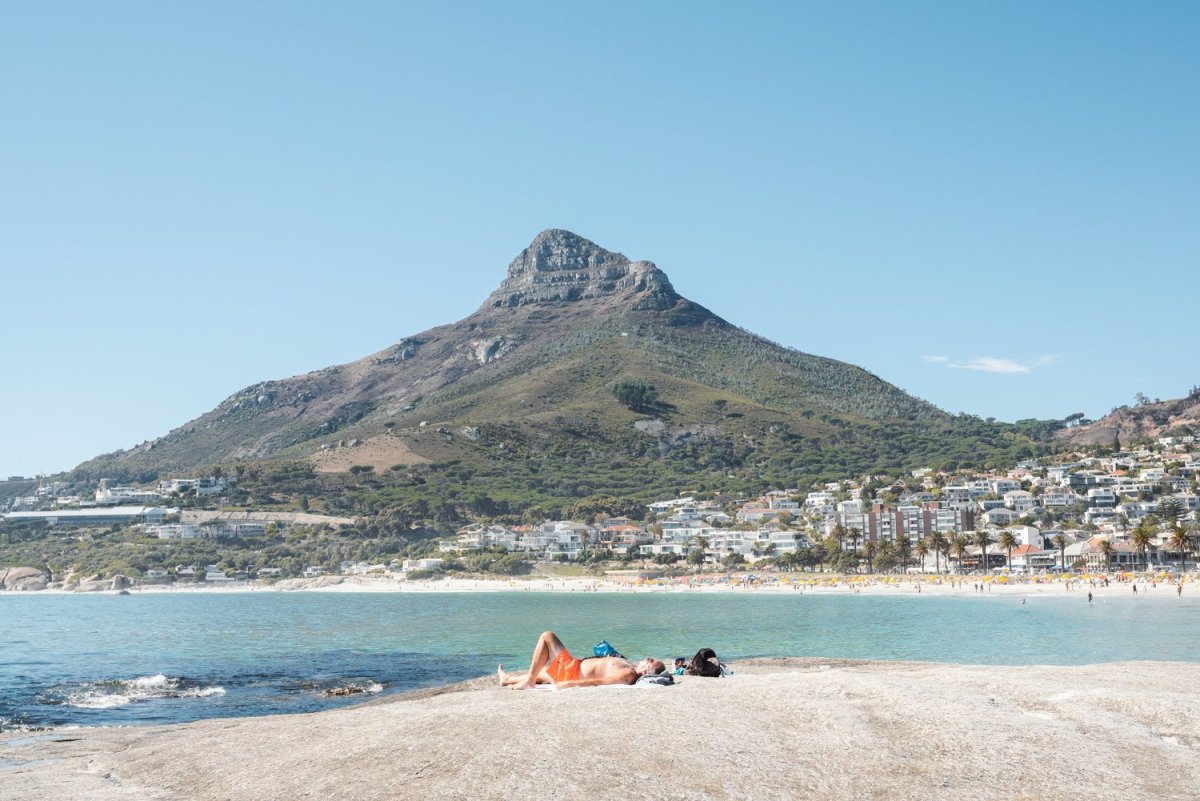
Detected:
left=1088, top=592, right=1093, bottom=603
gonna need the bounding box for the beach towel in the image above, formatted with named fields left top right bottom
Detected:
left=634, top=672, right=675, bottom=687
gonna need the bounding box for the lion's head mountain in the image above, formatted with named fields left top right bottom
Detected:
left=74, top=230, right=1052, bottom=490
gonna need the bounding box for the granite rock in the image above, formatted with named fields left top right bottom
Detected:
left=482, top=229, right=681, bottom=311
left=0, top=566, right=48, bottom=591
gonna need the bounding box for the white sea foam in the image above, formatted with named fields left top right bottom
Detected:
left=365, top=683, right=383, bottom=694
left=68, top=692, right=135, bottom=709
left=0, top=716, right=39, bottom=733
left=63, top=676, right=225, bottom=708
left=127, top=674, right=172, bottom=690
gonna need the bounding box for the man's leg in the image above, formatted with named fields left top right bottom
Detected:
left=497, top=663, right=546, bottom=686
left=500, top=630, right=566, bottom=690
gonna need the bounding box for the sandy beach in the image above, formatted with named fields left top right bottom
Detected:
left=3, top=657, right=1197, bottom=801
left=97, top=569, right=1194, bottom=604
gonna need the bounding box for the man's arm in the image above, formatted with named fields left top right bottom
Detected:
left=554, top=670, right=636, bottom=690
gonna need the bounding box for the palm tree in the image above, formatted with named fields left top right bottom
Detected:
left=950, top=534, right=970, bottom=573
left=864, top=539, right=877, bottom=574
left=832, top=523, right=847, bottom=554
left=973, top=530, right=995, bottom=574
left=915, top=539, right=930, bottom=573
left=810, top=533, right=827, bottom=571
left=1097, top=538, right=1116, bottom=573
left=1131, top=521, right=1155, bottom=571
left=929, top=531, right=949, bottom=574
left=1166, top=523, right=1193, bottom=572
left=1052, top=533, right=1069, bottom=572
left=688, top=534, right=710, bottom=570
left=894, top=535, right=912, bottom=571
left=997, top=529, right=1019, bottom=573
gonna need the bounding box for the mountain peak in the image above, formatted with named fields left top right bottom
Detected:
left=482, top=229, right=680, bottom=311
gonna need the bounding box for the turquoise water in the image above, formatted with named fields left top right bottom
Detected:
left=1, top=591, right=1197, bottom=731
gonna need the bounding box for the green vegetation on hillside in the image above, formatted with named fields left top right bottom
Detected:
left=0, top=519, right=441, bottom=582
left=220, top=409, right=1061, bottom=534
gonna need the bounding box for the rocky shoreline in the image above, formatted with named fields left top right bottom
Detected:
left=0, top=566, right=137, bottom=593
left=0, top=567, right=48, bottom=592
left=2, top=659, right=1197, bottom=801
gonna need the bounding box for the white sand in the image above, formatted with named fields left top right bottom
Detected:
left=9, top=570, right=1194, bottom=606
left=133, top=570, right=1197, bottom=602
left=3, top=659, right=1198, bottom=801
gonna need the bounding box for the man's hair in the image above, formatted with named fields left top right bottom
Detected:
left=644, top=658, right=666, bottom=675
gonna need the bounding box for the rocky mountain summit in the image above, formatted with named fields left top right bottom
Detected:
left=482, top=229, right=683, bottom=312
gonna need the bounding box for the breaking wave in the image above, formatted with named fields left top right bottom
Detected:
left=58, top=676, right=226, bottom=709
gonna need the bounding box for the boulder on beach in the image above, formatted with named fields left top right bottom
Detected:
left=0, top=566, right=48, bottom=592
left=274, top=575, right=344, bottom=591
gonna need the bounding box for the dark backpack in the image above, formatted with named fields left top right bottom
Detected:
left=684, top=647, right=723, bottom=677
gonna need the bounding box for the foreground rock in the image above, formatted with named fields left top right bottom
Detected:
left=2, top=660, right=1197, bottom=801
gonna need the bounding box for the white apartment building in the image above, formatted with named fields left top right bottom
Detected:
left=95, top=479, right=162, bottom=506
left=1003, top=490, right=1036, bottom=513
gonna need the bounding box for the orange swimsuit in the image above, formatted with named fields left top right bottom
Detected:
left=545, top=648, right=583, bottom=684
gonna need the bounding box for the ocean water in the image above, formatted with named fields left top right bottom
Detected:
left=1, top=590, right=1197, bottom=731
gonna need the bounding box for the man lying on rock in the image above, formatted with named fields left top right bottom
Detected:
left=498, top=630, right=665, bottom=690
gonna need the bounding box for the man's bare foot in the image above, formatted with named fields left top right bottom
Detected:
left=498, top=665, right=525, bottom=686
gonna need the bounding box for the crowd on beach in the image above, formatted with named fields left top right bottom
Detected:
left=245, top=567, right=1199, bottom=602
left=627, top=569, right=1192, bottom=597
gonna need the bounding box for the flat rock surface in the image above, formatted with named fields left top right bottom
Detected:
left=3, top=659, right=1198, bottom=801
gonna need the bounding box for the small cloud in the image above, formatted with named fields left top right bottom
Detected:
left=924, top=354, right=1058, bottom=374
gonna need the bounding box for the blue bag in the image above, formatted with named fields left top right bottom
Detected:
left=593, top=640, right=624, bottom=658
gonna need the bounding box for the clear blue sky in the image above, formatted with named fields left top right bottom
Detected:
left=2, top=2, right=1197, bottom=478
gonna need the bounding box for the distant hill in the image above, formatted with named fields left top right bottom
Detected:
left=0, top=478, right=38, bottom=505
left=1056, top=389, right=1200, bottom=448
left=73, top=230, right=1048, bottom=492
